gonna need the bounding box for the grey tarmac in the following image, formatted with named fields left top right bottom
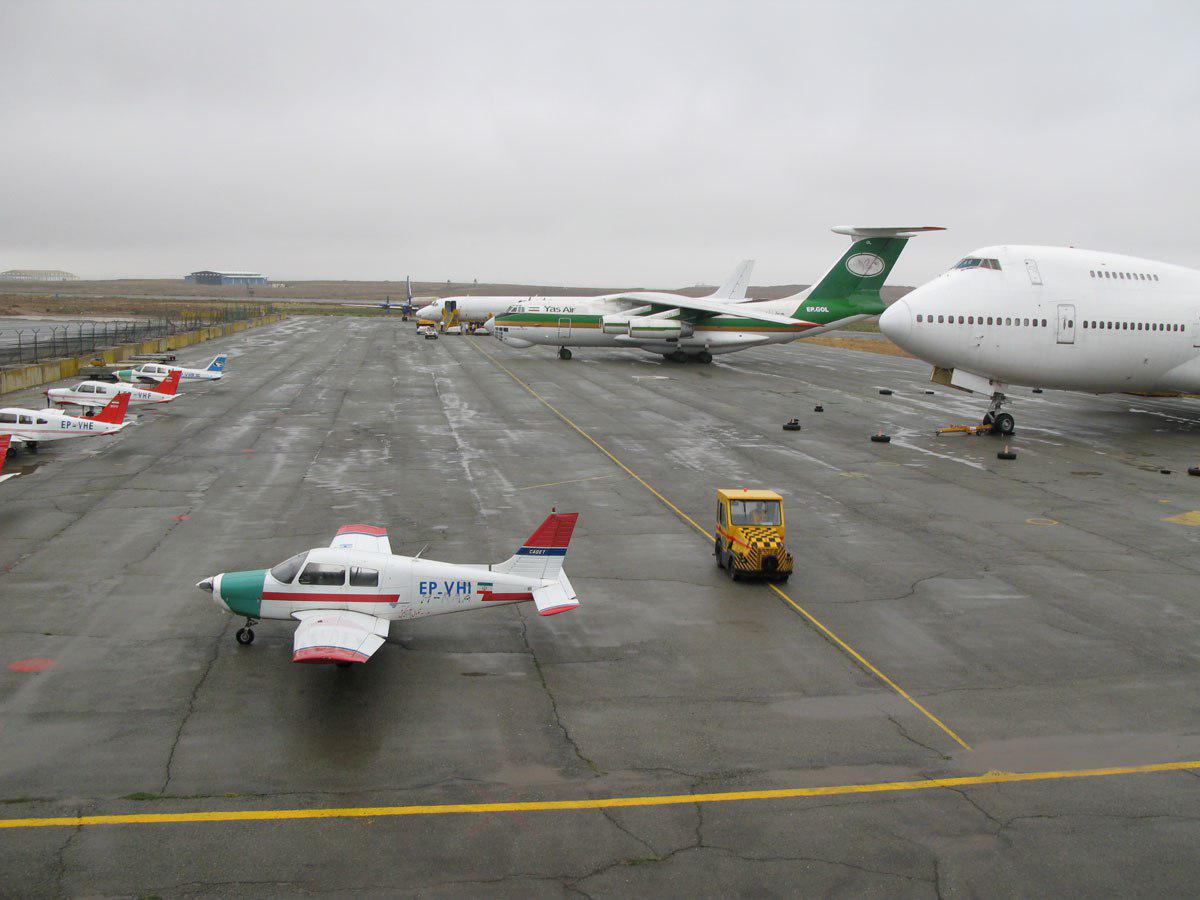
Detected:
left=1, top=316, right=1199, bottom=895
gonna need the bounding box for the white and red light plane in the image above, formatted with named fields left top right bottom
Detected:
left=47, top=369, right=182, bottom=410
left=0, top=393, right=132, bottom=452
left=198, top=512, right=582, bottom=666
left=0, top=435, right=15, bottom=482
left=114, top=354, right=227, bottom=385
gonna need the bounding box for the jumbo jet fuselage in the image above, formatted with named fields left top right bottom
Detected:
left=880, top=245, right=1200, bottom=397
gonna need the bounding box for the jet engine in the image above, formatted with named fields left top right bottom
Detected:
left=628, top=320, right=693, bottom=340
left=600, top=315, right=631, bottom=335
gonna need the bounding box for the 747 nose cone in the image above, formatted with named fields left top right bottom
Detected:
left=879, top=299, right=912, bottom=345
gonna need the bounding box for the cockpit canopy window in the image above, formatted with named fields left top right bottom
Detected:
left=299, top=562, right=346, bottom=586
left=269, top=552, right=308, bottom=584
left=729, top=499, right=782, bottom=526
left=953, top=258, right=1002, bottom=271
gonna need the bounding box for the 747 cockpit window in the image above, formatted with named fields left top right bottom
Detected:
left=269, top=552, right=308, bottom=584
left=953, top=258, right=1002, bottom=271
left=729, top=499, right=782, bottom=526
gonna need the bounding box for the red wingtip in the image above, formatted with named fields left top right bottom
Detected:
left=151, top=369, right=182, bottom=395
left=524, top=512, right=579, bottom=549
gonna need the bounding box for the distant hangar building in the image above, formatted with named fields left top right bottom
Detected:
left=0, top=269, right=78, bottom=282
left=185, top=270, right=268, bottom=286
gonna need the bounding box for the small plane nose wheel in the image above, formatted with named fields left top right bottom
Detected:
left=235, top=621, right=256, bottom=645
left=558, top=347, right=572, bottom=360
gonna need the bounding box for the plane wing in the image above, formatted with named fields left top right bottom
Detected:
left=615, top=293, right=816, bottom=329
left=291, top=609, right=390, bottom=664
left=330, top=524, right=391, bottom=555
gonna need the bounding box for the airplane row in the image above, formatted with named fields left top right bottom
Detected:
left=418, top=228, right=1200, bottom=435
left=0, top=354, right=228, bottom=472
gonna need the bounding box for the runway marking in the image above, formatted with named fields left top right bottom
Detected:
left=1026, top=517, right=1060, bottom=526
left=470, top=339, right=971, bottom=751
left=517, top=473, right=622, bottom=491
left=3, top=758, right=1197, bottom=829
left=1161, top=510, right=1200, bottom=526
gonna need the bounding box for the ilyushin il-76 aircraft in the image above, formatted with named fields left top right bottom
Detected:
left=492, top=227, right=943, bottom=362
left=879, top=244, right=1200, bottom=434
left=0, top=393, right=131, bottom=452
left=416, top=259, right=758, bottom=332
left=47, top=369, right=181, bottom=409
left=114, top=354, right=227, bottom=384
left=197, top=512, right=581, bottom=666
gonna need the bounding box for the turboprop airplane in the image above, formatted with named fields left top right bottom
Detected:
left=113, top=355, right=226, bottom=384
left=0, top=393, right=131, bottom=452
left=0, top=435, right=16, bottom=482
left=47, top=369, right=182, bottom=409
left=416, top=260, right=758, bottom=337
left=379, top=276, right=418, bottom=316
left=197, top=511, right=581, bottom=666
left=879, top=244, right=1200, bottom=435
left=492, top=228, right=942, bottom=362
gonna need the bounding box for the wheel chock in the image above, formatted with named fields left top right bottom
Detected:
left=879, top=389, right=893, bottom=396
left=997, top=445, right=1017, bottom=461
left=870, top=430, right=891, bottom=443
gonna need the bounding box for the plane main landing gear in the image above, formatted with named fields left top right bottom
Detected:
left=235, top=618, right=258, bottom=645
left=695, top=350, right=713, bottom=364
left=981, top=391, right=1015, bottom=436
left=558, top=347, right=572, bottom=360
left=666, top=350, right=689, bottom=363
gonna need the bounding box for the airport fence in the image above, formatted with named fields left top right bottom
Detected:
left=0, top=304, right=274, bottom=366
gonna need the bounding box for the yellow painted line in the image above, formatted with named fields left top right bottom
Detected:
left=3, top=758, right=1197, bottom=829
left=517, top=473, right=622, bottom=491
left=469, top=339, right=971, bottom=751
left=1162, top=510, right=1200, bottom=526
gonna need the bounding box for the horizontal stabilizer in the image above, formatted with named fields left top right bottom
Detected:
left=831, top=226, right=946, bottom=240
left=533, top=572, right=580, bottom=616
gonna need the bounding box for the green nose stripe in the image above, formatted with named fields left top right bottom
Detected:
left=220, top=569, right=266, bottom=617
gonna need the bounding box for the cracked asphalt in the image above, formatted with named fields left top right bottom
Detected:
left=2, top=316, right=1200, bottom=895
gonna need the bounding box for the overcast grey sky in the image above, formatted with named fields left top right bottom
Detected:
left=2, top=1, right=1198, bottom=286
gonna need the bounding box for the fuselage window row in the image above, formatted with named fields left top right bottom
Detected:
left=913, top=315, right=1183, bottom=332
left=1089, top=270, right=1159, bottom=281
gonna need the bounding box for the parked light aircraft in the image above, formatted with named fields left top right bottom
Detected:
left=879, top=245, right=1200, bottom=434
left=415, top=260, right=758, bottom=337
left=197, top=512, right=581, bottom=666
left=48, top=369, right=182, bottom=409
left=114, top=354, right=226, bottom=384
left=492, top=228, right=942, bottom=362
left=0, top=393, right=131, bottom=451
left=0, top=435, right=15, bottom=482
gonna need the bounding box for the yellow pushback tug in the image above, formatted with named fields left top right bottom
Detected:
left=714, top=489, right=793, bottom=582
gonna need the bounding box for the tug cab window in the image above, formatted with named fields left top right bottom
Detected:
left=728, top=499, right=782, bottom=526
left=299, top=562, right=346, bottom=586
left=269, top=552, right=308, bottom=584
left=349, top=567, right=379, bottom=587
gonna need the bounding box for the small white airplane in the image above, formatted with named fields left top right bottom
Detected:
left=0, top=392, right=131, bottom=452
left=113, top=354, right=226, bottom=384
left=416, top=260, right=758, bottom=336
left=879, top=244, right=1200, bottom=434
left=198, top=512, right=581, bottom=666
left=47, top=369, right=182, bottom=409
left=0, top=435, right=16, bottom=482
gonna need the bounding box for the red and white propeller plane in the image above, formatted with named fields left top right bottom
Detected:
left=198, top=512, right=582, bottom=666
left=46, top=369, right=182, bottom=410
left=0, top=435, right=16, bottom=482
left=0, top=393, right=132, bottom=453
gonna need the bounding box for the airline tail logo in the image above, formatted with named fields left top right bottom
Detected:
left=846, top=253, right=885, bottom=277
left=207, top=356, right=227, bottom=372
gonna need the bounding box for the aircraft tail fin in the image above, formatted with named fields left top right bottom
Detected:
left=707, top=259, right=755, bottom=301
left=794, top=226, right=945, bottom=317
left=205, top=354, right=227, bottom=373
left=405, top=276, right=413, bottom=302
left=0, top=434, right=10, bottom=474
left=492, top=512, right=579, bottom=581
left=149, top=369, right=182, bottom=395
left=86, top=392, right=131, bottom=424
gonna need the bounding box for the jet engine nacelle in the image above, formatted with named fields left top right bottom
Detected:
left=601, top=315, right=631, bottom=335
left=628, top=320, right=693, bottom=340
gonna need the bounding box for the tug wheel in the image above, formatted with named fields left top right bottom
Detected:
left=235, top=628, right=255, bottom=645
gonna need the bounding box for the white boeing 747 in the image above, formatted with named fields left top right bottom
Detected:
left=879, top=245, right=1200, bottom=435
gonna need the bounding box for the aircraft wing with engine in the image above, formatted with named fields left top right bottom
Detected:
left=611, top=294, right=817, bottom=328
